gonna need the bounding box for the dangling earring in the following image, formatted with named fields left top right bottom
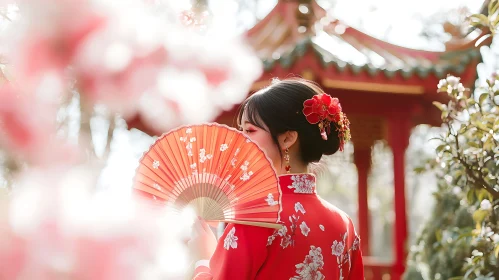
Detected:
left=284, top=147, right=291, bottom=174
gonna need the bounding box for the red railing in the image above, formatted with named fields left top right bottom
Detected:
left=364, top=257, right=393, bottom=280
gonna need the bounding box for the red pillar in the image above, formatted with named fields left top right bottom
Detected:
left=388, top=117, right=410, bottom=280
left=354, top=148, right=371, bottom=256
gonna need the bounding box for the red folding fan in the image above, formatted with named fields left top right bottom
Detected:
left=133, top=123, right=282, bottom=228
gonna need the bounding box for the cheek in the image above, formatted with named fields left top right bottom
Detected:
left=248, top=132, right=280, bottom=163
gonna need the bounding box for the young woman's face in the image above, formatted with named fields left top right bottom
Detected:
left=240, top=112, right=282, bottom=173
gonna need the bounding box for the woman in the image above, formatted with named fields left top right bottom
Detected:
left=189, top=78, right=364, bottom=279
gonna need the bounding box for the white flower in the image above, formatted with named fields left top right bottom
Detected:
left=457, top=83, right=465, bottom=93
left=278, top=225, right=287, bottom=237
left=152, top=160, right=160, bottom=169
left=240, top=161, right=249, bottom=171
left=199, top=148, right=213, bottom=163
left=186, top=128, right=192, bottom=134
left=300, top=221, right=310, bottom=236
left=492, top=234, right=499, bottom=243
left=331, top=240, right=345, bottom=256
left=179, top=136, right=187, bottom=142
left=223, top=227, right=238, bottom=250
left=190, top=163, right=197, bottom=169
left=295, top=202, right=306, bottom=214
left=291, top=246, right=325, bottom=280
left=267, top=234, right=276, bottom=246
left=265, top=193, right=279, bottom=206
left=319, top=225, right=325, bottom=231
left=480, top=199, right=492, bottom=210
left=288, top=175, right=315, bottom=194
left=452, top=187, right=462, bottom=195
left=446, top=76, right=460, bottom=87
left=190, top=137, right=196, bottom=142
left=437, top=78, right=447, bottom=89
left=220, top=144, right=228, bottom=151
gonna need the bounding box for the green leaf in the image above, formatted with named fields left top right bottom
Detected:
left=490, top=0, right=499, bottom=17
left=433, top=101, right=447, bottom=112
left=468, top=141, right=480, bottom=148
left=495, top=245, right=499, bottom=258
left=472, top=209, right=490, bottom=224
left=469, top=14, right=490, bottom=25
left=467, top=189, right=476, bottom=204
left=436, top=229, right=443, bottom=242
left=479, top=92, right=489, bottom=104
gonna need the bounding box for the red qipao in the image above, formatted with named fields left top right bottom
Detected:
left=193, top=174, right=364, bottom=280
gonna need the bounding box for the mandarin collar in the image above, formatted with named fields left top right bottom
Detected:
left=278, top=173, right=317, bottom=195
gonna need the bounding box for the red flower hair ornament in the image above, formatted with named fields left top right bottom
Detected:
left=302, top=94, right=351, bottom=151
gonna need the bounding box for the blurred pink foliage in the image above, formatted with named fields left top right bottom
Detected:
left=0, top=0, right=261, bottom=278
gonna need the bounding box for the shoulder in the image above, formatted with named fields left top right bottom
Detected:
left=317, top=196, right=358, bottom=231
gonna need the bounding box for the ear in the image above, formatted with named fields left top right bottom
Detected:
left=278, top=131, right=298, bottom=150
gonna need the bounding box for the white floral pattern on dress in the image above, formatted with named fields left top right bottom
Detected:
left=288, top=175, right=315, bottom=194
left=294, top=202, right=306, bottom=214
left=265, top=193, right=279, bottom=206
left=319, top=225, right=325, bottom=231
left=330, top=232, right=361, bottom=279
left=290, top=246, right=325, bottom=280
left=152, top=160, right=160, bottom=169
left=300, top=221, right=310, bottom=236
left=224, top=227, right=238, bottom=250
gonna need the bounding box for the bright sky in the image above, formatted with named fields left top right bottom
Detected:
left=208, top=0, right=483, bottom=51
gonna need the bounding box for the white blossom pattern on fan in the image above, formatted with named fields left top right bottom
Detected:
left=186, top=128, right=192, bottom=134
left=288, top=175, right=315, bottom=194
left=300, top=221, right=310, bottom=237
left=152, top=160, right=160, bottom=169
left=224, top=227, right=238, bottom=250
left=230, top=148, right=241, bottom=167
left=180, top=136, right=187, bottom=142
left=190, top=163, right=198, bottom=176
left=240, top=161, right=254, bottom=181
left=186, top=142, right=193, bottom=157
left=199, top=148, right=213, bottom=163
left=153, top=183, right=162, bottom=191
left=295, top=202, right=306, bottom=214
left=245, top=138, right=251, bottom=143
left=220, top=144, right=228, bottom=152
left=265, top=193, right=279, bottom=206
left=291, top=246, right=325, bottom=280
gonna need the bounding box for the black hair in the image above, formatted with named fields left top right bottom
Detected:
left=237, top=78, right=341, bottom=164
